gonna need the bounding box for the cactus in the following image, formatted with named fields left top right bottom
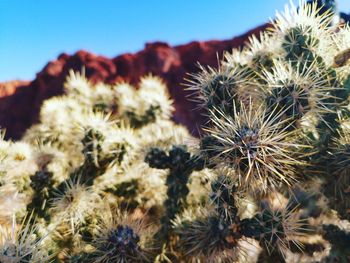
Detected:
left=179, top=0, right=350, bottom=262
left=144, top=145, right=205, bottom=257
left=1, top=1, right=350, bottom=262
left=81, top=204, right=156, bottom=263
left=0, top=72, right=201, bottom=262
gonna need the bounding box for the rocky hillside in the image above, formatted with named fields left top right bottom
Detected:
left=0, top=24, right=267, bottom=139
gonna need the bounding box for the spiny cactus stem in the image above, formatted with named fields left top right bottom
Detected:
left=145, top=145, right=204, bottom=241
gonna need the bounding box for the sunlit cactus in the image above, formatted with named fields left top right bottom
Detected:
left=244, top=32, right=279, bottom=73
left=82, top=205, right=156, bottom=263
left=115, top=76, right=174, bottom=128
left=0, top=69, right=198, bottom=262
left=0, top=214, right=53, bottom=262
left=200, top=103, right=307, bottom=192
left=241, top=199, right=308, bottom=258
left=183, top=0, right=350, bottom=261
left=50, top=177, right=101, bottom=233
left=186, top=63, right=252, bottom=114
left=1, top=0, right=350, bottom=262
left=261, top=60, right=337, bottom=130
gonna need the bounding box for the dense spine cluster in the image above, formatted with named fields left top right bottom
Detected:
left=180, top=0, right=350, bottom=262
left=0, top=72, right=210, bottom=262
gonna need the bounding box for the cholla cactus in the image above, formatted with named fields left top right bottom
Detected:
left=145, top=144, right=205, bottom=243
left=1, top=1, right=350, bottom=262
left=1, top=58, right=224, bottom=261
left=79, top=204, right=156, bottom=263
left=0, top=214, right=53, bottom=263
left=200, top=103, right=307, bottom=192
left=0, top=68, right=209, bottom=261
left=179, top=0, right=350, bottom=262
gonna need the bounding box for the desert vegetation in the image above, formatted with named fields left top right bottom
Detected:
left=0, top=1, right=350, bottom=262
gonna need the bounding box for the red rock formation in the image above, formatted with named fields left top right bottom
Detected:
left=0, top=24, right=268, bottom=140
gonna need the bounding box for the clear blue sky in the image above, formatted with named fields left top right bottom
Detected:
left=1, top=0, right=350, bottom=81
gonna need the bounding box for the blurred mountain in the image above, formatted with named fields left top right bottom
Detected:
left=0, top=24, right=268, bottom=140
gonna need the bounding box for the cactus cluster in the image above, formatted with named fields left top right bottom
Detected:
left=0, top=71, right=212, bottom=262
left=182, top=0, right=350, bottom=262
left=1, top=0, right=350, bottom=262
